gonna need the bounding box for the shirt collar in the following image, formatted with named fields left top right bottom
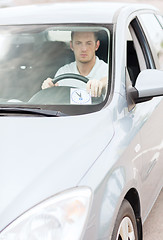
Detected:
left=75, top=56, right=99, bottom=79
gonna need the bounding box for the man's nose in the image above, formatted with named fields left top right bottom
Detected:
left=81, top=44, right=87, bottom=51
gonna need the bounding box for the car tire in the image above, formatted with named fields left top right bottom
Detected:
left=111, top=199, right=138, bottom=240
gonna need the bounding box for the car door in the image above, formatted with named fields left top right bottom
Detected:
left=126, top=14, right=163, bottom=219
left=137, top=13, right=163, bottom=218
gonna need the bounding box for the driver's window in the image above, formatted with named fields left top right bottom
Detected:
left=126, top=21, right=147, bottom=86
left=139, top=14, right=163, bottom=70
left=126, top=26, right=141, bottom=86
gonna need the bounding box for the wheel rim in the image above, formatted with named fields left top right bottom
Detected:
left=116, top=217, right=135, bottom=240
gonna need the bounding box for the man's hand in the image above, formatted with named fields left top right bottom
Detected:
left=41, top=78, right=58, bottom=89
left=86, top=77, right=107, bottom=97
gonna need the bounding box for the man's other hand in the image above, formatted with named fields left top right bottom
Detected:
left=86, top=77, right=107, bottom=97
left=41, top=78, right=58, bottom=89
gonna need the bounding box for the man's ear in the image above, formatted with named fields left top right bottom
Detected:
left=70, top=41, right=74, bottom=51
left=95, top=40, right=100, bottom=51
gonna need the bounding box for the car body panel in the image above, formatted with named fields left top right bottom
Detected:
left=0, top=2, right=157, bottom=25
left=79, top=94, right=163, bottom=238
left=0, top=108, right=114, bottom=231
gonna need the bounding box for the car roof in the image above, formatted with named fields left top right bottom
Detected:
left=0, top=1, right=158, bottom=25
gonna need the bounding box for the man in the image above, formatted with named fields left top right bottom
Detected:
left=41, top=31, right=108, bottom=97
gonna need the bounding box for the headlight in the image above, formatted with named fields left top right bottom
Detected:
left=0, top=187, right=92, bottom=240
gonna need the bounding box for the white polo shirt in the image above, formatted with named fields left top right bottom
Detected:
left=55, top=56, right=108, bottom=89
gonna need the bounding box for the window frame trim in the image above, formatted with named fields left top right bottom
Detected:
left=130, top=17, right=156, bottom=70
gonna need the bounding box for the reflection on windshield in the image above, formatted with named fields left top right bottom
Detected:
left=0, top=25, right=110, bottom=112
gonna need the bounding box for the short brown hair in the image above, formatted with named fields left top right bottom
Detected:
left=71, top=31, right=99, bottom=42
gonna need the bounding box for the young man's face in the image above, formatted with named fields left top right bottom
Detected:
left=70, top=32, right=100, bottom=64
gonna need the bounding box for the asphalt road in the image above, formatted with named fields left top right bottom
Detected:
left=143, top=189, right=163, bottom=239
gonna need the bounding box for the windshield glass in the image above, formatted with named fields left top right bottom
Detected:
left=0, top=25, right=111, bottom=115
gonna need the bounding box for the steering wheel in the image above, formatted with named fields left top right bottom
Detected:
left=29, top=73, right=103, bottom=105
left=52, top=73, right=89, bottom=85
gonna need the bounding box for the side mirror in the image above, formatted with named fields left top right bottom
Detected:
left=135, top=69, right=163, bottom=98
left=129, top=69, right=163, bottom=103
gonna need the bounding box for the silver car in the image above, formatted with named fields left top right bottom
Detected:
left=0, top=2, right=162, bottom=240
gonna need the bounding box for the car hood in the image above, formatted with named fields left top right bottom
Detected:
left=0, top=109, right=114, bottom=230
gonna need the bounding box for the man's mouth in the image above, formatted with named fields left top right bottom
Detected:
left=80, top=54, right=87, bottom=57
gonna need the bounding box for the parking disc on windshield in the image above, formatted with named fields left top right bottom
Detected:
left=70, top=88, right=92, bottom=104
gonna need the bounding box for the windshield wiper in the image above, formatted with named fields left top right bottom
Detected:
left=0, top=107, right=66, bottom=117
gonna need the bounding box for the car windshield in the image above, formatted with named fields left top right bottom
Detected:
left=0, top=25, right=111, bottom=115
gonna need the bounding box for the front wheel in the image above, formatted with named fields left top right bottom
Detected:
left=111, top=199, right=138, bottom=240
